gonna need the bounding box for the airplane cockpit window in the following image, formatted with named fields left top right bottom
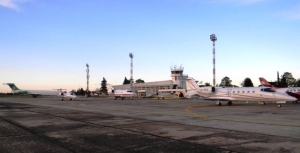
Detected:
left=261, top=88, right=275, bottom=92
left=237, top=91, right=240, bottom=93
left=252, top=91, right=255, bottom=93
left=247, top=91, right=250, bottom=93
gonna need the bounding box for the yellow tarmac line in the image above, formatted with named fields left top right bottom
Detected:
left=185, top=105, right=207, bottom=119
left=185, top=105, right=300, bottom=127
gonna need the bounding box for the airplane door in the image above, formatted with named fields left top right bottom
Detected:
left=227, top=89, right=232, bottom=97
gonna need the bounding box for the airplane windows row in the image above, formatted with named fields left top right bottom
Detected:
left=287, top=89, right=300, bottom=92
left=232, top=91, right=255, bottom=94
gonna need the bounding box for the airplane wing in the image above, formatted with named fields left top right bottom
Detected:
left=204, top=97, right=235, bottom=101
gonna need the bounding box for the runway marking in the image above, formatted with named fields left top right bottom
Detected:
left=185, top=105, right=300, bottom=127
left=185, top=105, right=207, bottom=119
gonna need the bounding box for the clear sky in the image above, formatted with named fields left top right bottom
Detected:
left=0, top=0, right=299, bottom=93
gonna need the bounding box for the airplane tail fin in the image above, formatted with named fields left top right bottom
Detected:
left=106, top=84, right=115, bottom=93
left=186, top=77, right=200, bottom=91
left=3, top=83, right=20, bottom=91
left=53, top=88, right=67, bottom=96
left=259, top=77, right=273, bottom=87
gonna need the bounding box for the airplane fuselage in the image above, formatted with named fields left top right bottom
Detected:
left=198, top=87, right=296, bottom=102
left=13, top=90, right=59, bottom=97
left=112, top=90, right=136, bottom=100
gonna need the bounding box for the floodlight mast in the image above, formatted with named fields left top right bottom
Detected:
left=129, top=53, right=134, bottom=89
left=86, top=63, right=90, bottom=94
left=210, top=34, right=217, bottom=86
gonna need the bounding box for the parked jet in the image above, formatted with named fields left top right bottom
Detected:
left=186, top=78, right=296, bottom=108
left=3, top=83, right=59, bottom=97
left=259, top=77, right=300, bottom=103
left=59, top=91, right=77, bottom=101
left=107, top=84, right=137, bottom=100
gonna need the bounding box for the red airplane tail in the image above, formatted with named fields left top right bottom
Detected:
left=259, top=77, right=278, bottom=89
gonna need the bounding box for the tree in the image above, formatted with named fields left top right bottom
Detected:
left=220, top=76, right=232, bottom=86
left=295, top=78, right=300, bottom=87
left=241, top=77, right=254, bottom=87
left=280, top=72, right=296, bottom=87
left=76, top=88, right=85, bottom=95
left=101, top=77, right=108, bottom=95
left=204, top=82, right=211, bottom=86
left=123, top=77, right=130, bottom=84
left=135, top=78, right=145, bottom=83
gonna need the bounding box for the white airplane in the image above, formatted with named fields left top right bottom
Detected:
left=107, top=84, right=137, bottom=100
left=3, top=83, right=59, bottom=97
left=259, top=77, right=300, bottom=103
left=59, top=91, right=77, bottom=101
left=186, top=77, right=297, bottom=108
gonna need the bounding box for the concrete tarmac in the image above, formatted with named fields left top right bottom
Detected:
left=0, top=97, right=300, bottom=153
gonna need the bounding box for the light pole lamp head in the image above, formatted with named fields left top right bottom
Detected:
left=210, top=34, right=217, bottom=41
left=86, top=63, right=89, bottom=67
left=129, top=53, right=133, bottom=58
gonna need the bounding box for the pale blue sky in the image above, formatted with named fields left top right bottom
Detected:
left=1, top=0, right=299, bottom=92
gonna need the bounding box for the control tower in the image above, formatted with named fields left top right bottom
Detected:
left=171, top=65, right=188, bottom=89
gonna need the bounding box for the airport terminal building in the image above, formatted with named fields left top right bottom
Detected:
left=112, top=66, right=189, bottom=97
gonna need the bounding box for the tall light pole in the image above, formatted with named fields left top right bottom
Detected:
left=210, top=34, right=217, bottom=86
left=129, top=53, right=134, bottom=89
left=86, top=63, right=90, bottom=96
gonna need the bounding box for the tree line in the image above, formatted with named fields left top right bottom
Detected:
left=204, top=72, right=300, bottom=87
left=74, top=77, right=146, bottom=96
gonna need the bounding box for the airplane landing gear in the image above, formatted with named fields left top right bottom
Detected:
left=61, top=98, right=64, bottom=101
left=227, top=101, right=232, bottom=106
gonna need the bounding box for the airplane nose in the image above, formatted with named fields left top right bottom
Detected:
left=284, top=95, right=297, bottom=101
